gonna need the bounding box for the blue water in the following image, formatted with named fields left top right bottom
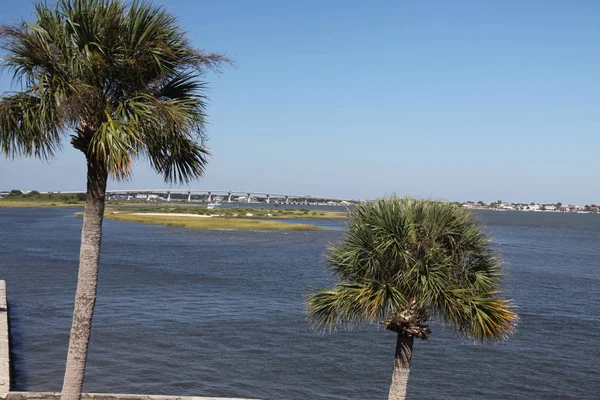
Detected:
left=0, top=208, right=598, bottom=399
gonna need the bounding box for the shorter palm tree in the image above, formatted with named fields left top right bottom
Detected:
left=306, top=197, right=517, bottom=400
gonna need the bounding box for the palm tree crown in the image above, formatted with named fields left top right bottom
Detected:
left=307, top=197, right=517, bottom=341
left=0, top=0, right=228, bottom=180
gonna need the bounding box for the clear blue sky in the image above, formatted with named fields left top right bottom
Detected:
left=1, top=0, right=598, bottom=204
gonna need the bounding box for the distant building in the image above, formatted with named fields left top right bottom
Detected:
left=564, top=205, right=586, bottom=212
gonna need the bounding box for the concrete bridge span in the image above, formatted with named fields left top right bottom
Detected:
left=43, top=189, right=351, bottom=205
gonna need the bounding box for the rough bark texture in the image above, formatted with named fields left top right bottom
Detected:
left=61, top=158, right=108, bottom=400
left=388, top=334, right=414, bottom=400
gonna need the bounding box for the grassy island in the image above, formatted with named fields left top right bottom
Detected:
left=111, top=206, right=348, bottom=219
left=74, top=208, right=333, bottom=230
left=95, top=206, right=347, bottom=230
left=100, top=212, right=323, bottom=231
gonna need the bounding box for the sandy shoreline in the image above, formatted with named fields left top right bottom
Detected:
left=130, top=212, right=214, bottom=218
left=104, top=212, right=322, bottom=231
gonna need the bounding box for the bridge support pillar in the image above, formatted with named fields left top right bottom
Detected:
left=207, top=192, right=212, bottom=202
left=167, top=192, right=171, bottom=202
left=187, top=191, right=192, bottom=202
left=304, top=197, right=308, bottom=205
left=247, top=193, right=252, bottom=203
left=266, top=194, right=270, bottom=204
left=285, top=196, right=289, bottom=204
left=228, top=192, right=232, bottom=202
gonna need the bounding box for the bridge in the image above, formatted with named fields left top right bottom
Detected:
left=38, top=189, right=351, bottom=205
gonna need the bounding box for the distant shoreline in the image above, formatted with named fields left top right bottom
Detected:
left=0, top=200, right=163, bottom=208
left=467, top=207, right=598, bottom=215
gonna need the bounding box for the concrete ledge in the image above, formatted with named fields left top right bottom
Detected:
left=6, top=393, right=259, bottom=400
left=0, top=281, right=10, bottom=394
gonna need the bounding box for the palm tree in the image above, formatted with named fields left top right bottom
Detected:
left=0, top=1, right=229, bottom=399
left=306, top=197, right=517, bottom=400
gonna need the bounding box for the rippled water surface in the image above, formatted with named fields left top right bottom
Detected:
left=0, top=208, right=598, bottom=399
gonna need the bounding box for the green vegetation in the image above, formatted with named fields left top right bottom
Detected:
left=111, top=206, right=348, bottom=219
left=0, top=191, right=172, bottom=207
left=306, top=197, right=517, bottom=400
left=88, top=212, right=322, bottom=230
left=0, top=200, right=72, bottom=207
left=0, top=191, right=85, bottom=207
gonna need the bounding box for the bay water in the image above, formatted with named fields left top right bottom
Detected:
left=0, top=208, right=598, bottom=399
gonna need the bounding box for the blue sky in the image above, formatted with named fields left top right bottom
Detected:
left=1, top=0, right=598, bottom=203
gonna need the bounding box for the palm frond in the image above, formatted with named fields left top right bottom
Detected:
left=306, top=278, right=408, bottom=331
left=144, top=131, right=209, bottom=184
left=87, top=111, right=139, bottom=180
left=1, top=0, right=228, bottom=180
left=442, top=289, right=517, bottom=343
left=0, top=91, right=63, bottom=159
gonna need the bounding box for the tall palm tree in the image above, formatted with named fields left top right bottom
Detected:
left=306, top=197, right=517, bottom=400
left=0, top=1, right=229, bottom=399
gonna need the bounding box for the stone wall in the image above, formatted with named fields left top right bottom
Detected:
left=0, top=281, right=10, bottom=395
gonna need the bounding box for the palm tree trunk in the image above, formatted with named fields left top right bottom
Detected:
left=61, top=158, right=108, bottom=400
left=388, top=333, right=414, bottom=400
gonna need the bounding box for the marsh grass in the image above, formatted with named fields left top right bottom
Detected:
left=0, top=199, right=78, bottom=207
left=83, top=212, right=323, bottom=230
left=0, top=193, right=181, bottom=208
left=111, top=206, right=348, bottom=219
left=0, top=200, right=182, bottom=208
